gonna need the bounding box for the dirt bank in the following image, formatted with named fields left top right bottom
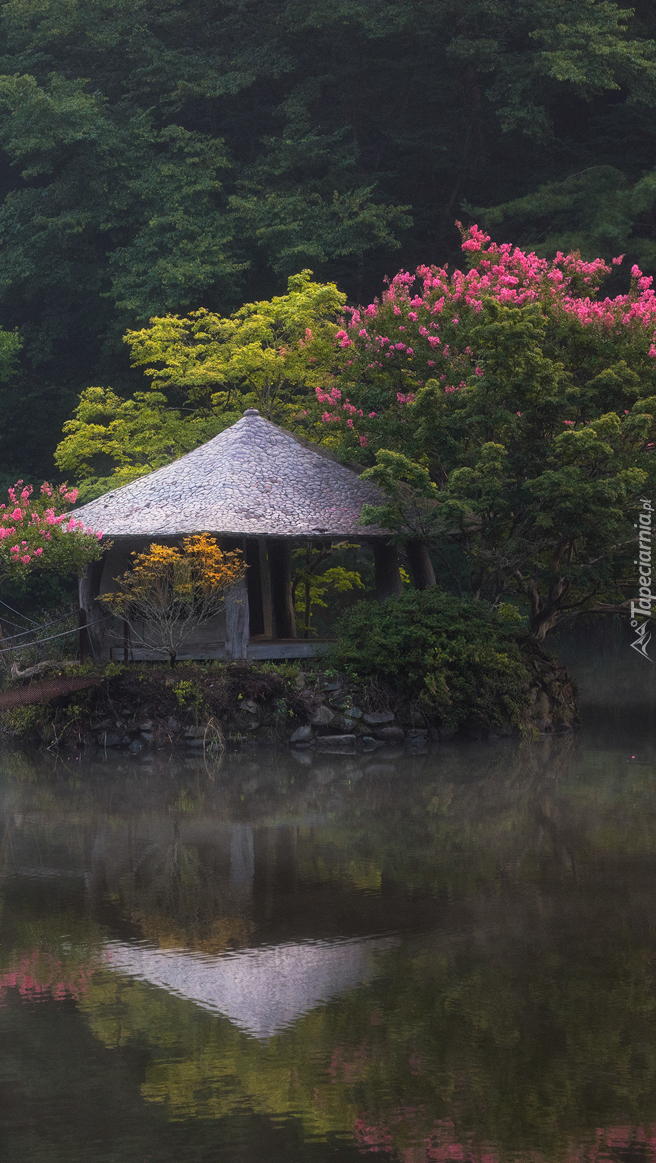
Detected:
left=0, top=651, right=578, bottom=755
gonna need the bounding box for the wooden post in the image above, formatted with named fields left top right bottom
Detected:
left=244, top=538, right=265, bottom=636
left=267, top=539, right=296, bottom=638
left=405, top=540, right=436, bottom=590
left=225, top=575, right=250, bottom=660
left=78, top=557, right=105, bottom=658
left=259, top=538, right=274, bottom=638
left=372, top=539, right=403, bottom=603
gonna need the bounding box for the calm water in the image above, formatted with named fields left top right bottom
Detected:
left=2, top=712, right=656, bottom=1162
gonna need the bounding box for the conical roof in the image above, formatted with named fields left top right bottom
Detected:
left=71, top=409, right=388, bottom=538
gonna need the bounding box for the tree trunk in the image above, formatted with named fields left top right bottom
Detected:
left=372, top=540, right=403, bottom=603
left=405, top=540, right=436, bottom=590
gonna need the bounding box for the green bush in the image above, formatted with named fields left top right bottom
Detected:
left=332, top=590, right=530, bottom=731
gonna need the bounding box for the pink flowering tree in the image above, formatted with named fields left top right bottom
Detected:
left=0, top=480, right=103, bottom=589
left=320, top=226, right=656, bottom=640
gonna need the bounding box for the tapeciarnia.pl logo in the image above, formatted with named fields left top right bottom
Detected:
left=630, top=497, right=654, bottom=660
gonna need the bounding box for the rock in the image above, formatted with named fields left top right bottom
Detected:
left=184, top=725, right=206, bottom=739
left=344, top=706, right=363, bottom=720
left=139, top=719, right=153, bottom=732
left=406, top=729, right=429, bottom=749
left=534, top=692, right=551, bottom=719
left=128, top=739, right=142, bottom=754
left=311, top=705, right=335, bottom=727
left=141, top=732, right=154, bottom=744
left=242, top=699, right=258, bottom=714
left=363, top=711, right=395, bottom=726
left=290, top=724, right=313, bottom=744
left=98, top=732, right=121, bottom=747
left=330, top=714, right=352, bottom=732
left=90, top=719, right=113, bottom=731
left=323, top=680, right=341, bottom=691
left=186, top=738, right=205, bottom=748
left=315, top=734, right=356, bottom=751
left=361, top=736, right=384, bottom=751
left=167, top=716, right=181, bottom=732
left=374, top=726, right=405, bottom=743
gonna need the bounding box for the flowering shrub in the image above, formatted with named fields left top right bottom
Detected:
left=320, top=227, right=656, bottom=639
left=318, top=223, right=656, bottom=451
left=100, top=535, right=245, bottom=666
left=0, top=480, right=103, bottom=582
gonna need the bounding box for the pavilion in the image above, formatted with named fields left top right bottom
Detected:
left=71, top=408, right=433, bottom=661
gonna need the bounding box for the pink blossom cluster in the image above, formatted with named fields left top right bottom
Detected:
left=0, top=479, right=101, bottom=571
left=317, top=225, right=656, bottom=435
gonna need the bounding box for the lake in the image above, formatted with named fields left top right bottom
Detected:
left=2, top=708, right=656, bottom=1162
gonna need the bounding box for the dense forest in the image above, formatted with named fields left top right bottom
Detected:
left=0, top=0, right=656, bottom=481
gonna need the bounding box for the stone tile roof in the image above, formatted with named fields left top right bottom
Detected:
left=71, top=409, right=389, bottom=538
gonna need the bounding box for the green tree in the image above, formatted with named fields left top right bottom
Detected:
left=54, top=388, right=230, bottom=502
left=1, top=0, right=656, bottom=477
left=55, top=272, right=348, bottom=497
left=291, top=542, right=363, bottom=638
left=124, top=269, right=347, bottom=425
left=323, top=227, right=656, bottom=640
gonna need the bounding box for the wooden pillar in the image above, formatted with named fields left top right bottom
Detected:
left=225, top=575, right=250, bottom=660
left=78, top=556, right=105, bottom=658
left=267, top=539, right=296, bottom=638
left=372, top=539, right=403, bottom=603
left=259, top=538, right=274, bottom=638
left=244, top=538, right=265, bottom=636
left=405, top=540, right=436, bottom=590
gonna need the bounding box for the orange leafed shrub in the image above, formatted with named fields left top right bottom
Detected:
left=101, top=535, right=245, bottom=665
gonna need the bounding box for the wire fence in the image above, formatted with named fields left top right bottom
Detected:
left=0, top=602, right=113, bottom=669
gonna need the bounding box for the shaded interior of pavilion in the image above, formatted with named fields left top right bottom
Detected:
left=83, top=531, right=435, bottom=662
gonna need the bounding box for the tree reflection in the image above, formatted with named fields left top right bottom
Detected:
left=2, top=734, right=656, bottom=1160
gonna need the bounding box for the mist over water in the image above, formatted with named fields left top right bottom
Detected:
left=2, top=697, right=656, bottom=1161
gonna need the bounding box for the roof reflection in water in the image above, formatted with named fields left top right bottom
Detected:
left=105, top=934, right=396, bottom=1040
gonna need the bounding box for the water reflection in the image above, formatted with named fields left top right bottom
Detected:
left=106, top=936, right=396, bottom=1039
left=2, top=718, right=656, bottom=1160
